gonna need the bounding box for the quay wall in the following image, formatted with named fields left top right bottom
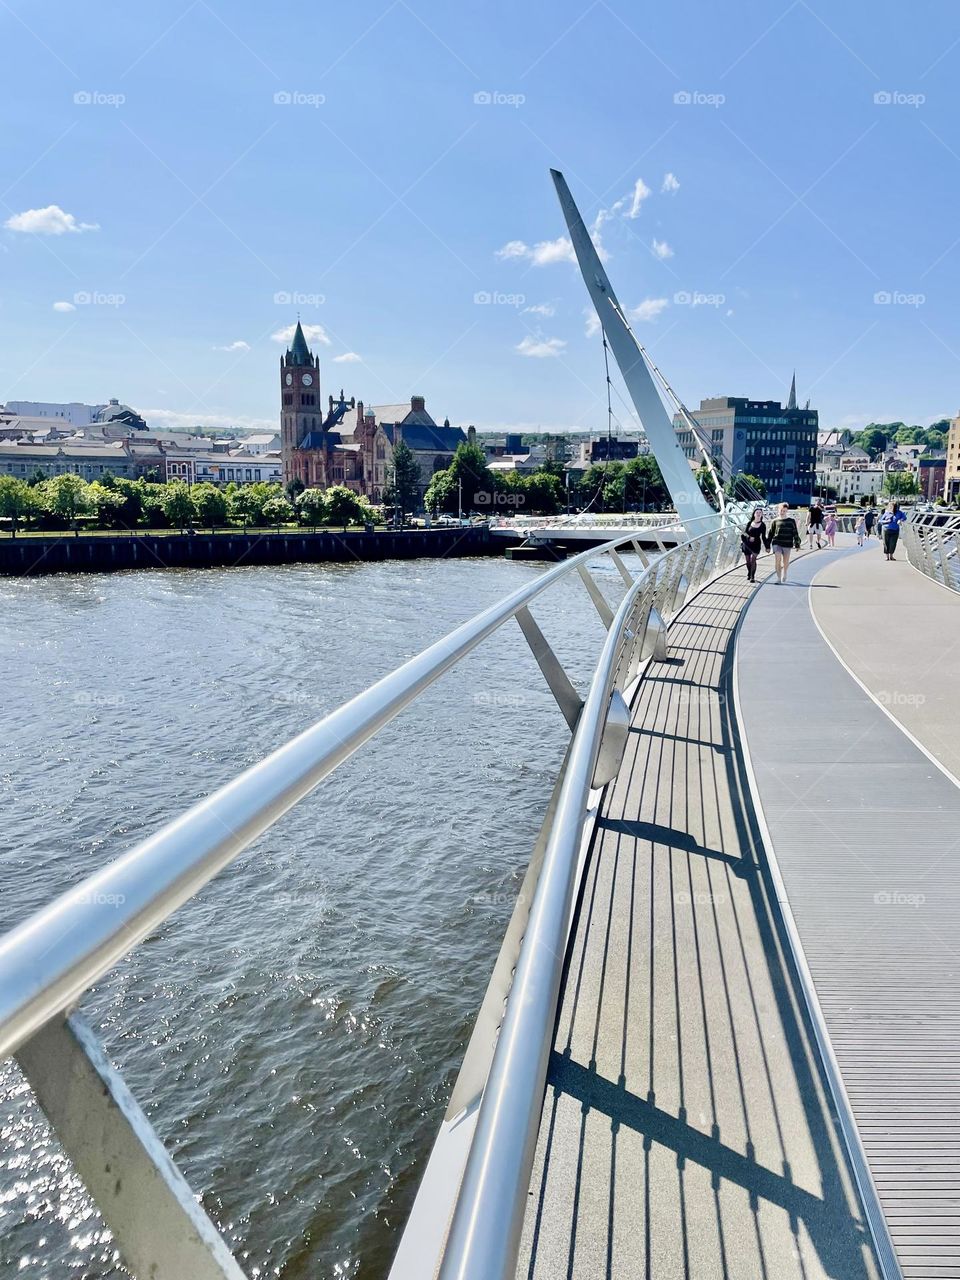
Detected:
left=0, top=526, right=498, bottom=576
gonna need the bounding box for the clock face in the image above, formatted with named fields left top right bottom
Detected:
left=285, top=373, right=293, bottom=386
left=302, top=373, right=313, bottom=386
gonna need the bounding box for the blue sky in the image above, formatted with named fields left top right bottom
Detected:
left=1, top=0, right=958, bottom=435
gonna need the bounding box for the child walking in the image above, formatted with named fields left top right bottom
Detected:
left=823, top=510, right=838, bottom=547
left=855, top=512, right=866, bottom=546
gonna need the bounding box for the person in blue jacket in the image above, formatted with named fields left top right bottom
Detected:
left=879, top=501, right=906, bottom=560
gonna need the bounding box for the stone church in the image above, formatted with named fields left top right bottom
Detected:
left=280, top=321, right=468, bottom=503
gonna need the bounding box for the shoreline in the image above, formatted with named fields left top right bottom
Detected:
left=0, top=525, right=498, bottom=577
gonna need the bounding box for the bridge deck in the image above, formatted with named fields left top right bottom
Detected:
left=517, top=566, right=880, bottom=1280
left=737, top=542, right=960, bottom=1280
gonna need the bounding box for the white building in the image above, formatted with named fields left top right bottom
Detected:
left=816, top=466, right=885, bottom=501
left=2, top=400, right=104, bottom=427
left=234, top=432, right=281, bottom=456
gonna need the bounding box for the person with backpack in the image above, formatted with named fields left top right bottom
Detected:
left=764, top=502, right=802, bottom=584
left=740, top=507, right=766, bottom=583
left=879, top=501, right=906, bottom=560
left=864, top=506, right=877, bottom=539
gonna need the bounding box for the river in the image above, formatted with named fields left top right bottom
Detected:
left=0, top=551, right=633, bottom=1278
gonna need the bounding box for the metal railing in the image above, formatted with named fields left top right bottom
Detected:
left=902, top=512, right=960, bottom=592
left=431, top=519, right=745, bottom=1280
left=0, top=510, right=741, bottom=1280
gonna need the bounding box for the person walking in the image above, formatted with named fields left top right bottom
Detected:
left=823, top=509, right=838, bottom=547
left=855, top=511, right=867, bottom=546
left=807, top=499, right=825, bottom=548
left=879, top=501, right=906, bottom=560
left=764, top=502, right=802, bottom=584
left=741, top=506, right=766, bottom=583
left=864, top=505, right=877, bottom=539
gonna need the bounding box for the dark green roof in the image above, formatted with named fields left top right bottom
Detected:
left=287, top=321, right=312, bottom=366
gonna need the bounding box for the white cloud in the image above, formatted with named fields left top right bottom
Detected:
left=523, top=302, right=556, bottom=317
left=334, top=351, right=361, bottom=362
left=530, top=236, right=577, bottom=266
left=214, top=340, right=250, bottom=352
left=630, top=297, right=669, bottom=323
left=495, top=235, right=581, bottom=267
left=6, top=205, right=98, bottom=235
left=584, top=308, right=601, bottom=338
left=652, top=238, right=674, bottom=259
left=52, top=300, right=76, bottom=312
left=626, top=178, right=652, bottom=218
left=661, top=172, right=680, bottom=194
left=143, top=408, right=277, bottom=433
left=516, top=335, right=567, bottom=358
left=270, top=322, right=330, bottom=346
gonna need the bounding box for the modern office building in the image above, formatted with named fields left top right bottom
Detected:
left=674, top=376, right=818, bottom=505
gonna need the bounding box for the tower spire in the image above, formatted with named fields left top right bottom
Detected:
left=787, top=371, right=797, bottom=411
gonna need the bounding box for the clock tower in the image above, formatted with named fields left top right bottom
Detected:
left=280, top=320, right=321, bottom=486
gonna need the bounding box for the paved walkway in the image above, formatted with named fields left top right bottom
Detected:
left=737, top=544, right=960, bottom=1280
left=810, top=537, right=960, bottom=781
left=517, top=565, right=880, bottom=1280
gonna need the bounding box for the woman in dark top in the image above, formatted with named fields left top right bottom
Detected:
left=807, top=499, right=825, bottom=549
left=741, top=507, right=766, bottom=583
left=764, top=502, right=802, bottom=584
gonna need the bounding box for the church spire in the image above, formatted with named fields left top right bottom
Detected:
left=288, top=320, right=312, bottom=367
left=787, top=371, right=797, bottom=411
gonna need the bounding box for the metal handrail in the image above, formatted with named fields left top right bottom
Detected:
left=902, top=512, right=960, bottom=592
left=436, top=521, right=741, bottom=1280
left=0, top=517, right=722, bottom=1064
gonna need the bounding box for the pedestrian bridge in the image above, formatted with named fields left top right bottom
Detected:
left=1, top=511, right=958, bottom=1280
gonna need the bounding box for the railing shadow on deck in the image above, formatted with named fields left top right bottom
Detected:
left=522, top=578, right=876, bottom=1280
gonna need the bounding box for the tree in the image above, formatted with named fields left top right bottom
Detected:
left=624, top=455, right=669, bottom=510
left=727, top=473, right=767, bottom=500
left=41, top=474, right=90, bottom=534
left=138, top=481, right=168, bottom=527
left=262, top=495, right=294, bottom=529
left=324, top=484, right=366, bottom=528
left=192, top=483, right=228, bottom=530
left=0, top=476, right=37, bottom=536
left=86, top=482, right=125, bottom=527
left=424, top=442, right=498, bottom=514
left=855, top=428, right=888, bottom=458
left=285, top=476, right=305, bottom=504
left=883, top=470, right=919, bottom=498
left=161, top=481, right=194, bottom=532
left=296, top=488, right=328, bottom=527
left=695, top=463, right=721, bottom=510
left=384, top=440, right=422, bottom=520
left=228, top=487, right=259, bottom=529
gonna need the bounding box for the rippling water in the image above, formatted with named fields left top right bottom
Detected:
left=0, top=552, right=634, bottom=1278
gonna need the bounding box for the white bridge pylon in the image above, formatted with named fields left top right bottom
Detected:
left=551, top=168, right=717, bottom=530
